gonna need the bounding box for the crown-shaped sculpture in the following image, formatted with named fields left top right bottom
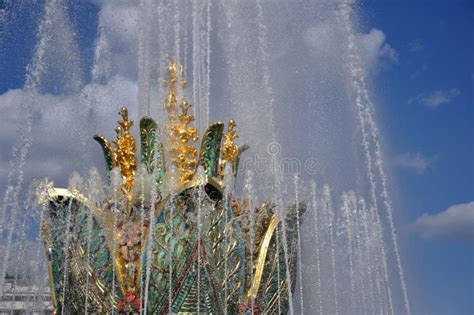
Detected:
left=40, top=61, right=304, bottom=314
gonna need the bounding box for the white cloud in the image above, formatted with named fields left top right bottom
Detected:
left=304, top=25, right=398, bottom=73
left=356, top=28, right=399, bottom=70
left=413, top=202, right=474, bottom=241
left=0, top=76, right=138, bottom=189
left=393, top=152, right=434, bottom=174
left=409, top=88, right=460, bottom=108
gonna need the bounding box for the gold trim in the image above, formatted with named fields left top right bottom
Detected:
left=246, top=213, right=280, bottom=299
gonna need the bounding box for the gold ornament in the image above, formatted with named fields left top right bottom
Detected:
left=163, top=60, right=199, bottom=184
left=219, top=119, right=239, bottom=177
left=113, top=107, right=137, bottom=204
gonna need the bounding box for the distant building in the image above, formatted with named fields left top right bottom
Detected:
left=0, top=275, right=52, bottom=315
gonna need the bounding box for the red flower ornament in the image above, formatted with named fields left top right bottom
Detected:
left=117, top=291, right=141, bottom=314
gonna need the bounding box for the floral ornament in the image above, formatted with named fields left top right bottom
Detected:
left=236, top=298, right=261, bottom=315
left=117, top=291, right=141, bottom=314
left=118, top=221, right=145, bottom=262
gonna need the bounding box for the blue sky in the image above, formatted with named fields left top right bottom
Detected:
left=364, top=1, right=473, bottom=314
left=0, top=0, right=472, bottom=314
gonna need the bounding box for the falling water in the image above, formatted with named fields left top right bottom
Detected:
left=28, top=0, right=84, bottom=94
left=193, top=0, right=201, bottom=122
left=0, top=137, right=31, bottom=297
left=92, top=13, right=111, bottom=84
left=323, top=184, right=339, bottom=315
left=192, top=1, right=202, bottom=130
left=29, top=189, right=47, bottom=314
left=9, top=197, right=28, bottom=313
left=183, top=3, right=189, bottom=73
left=294, top=174, right=305, bottom=314
left=335, top=2, right=394, bottom=314
left=337, top=1, right=410, bottom=314
left=275, top=223, right=282, bottom=314
left=196, top=166, right=206, bottom=314
left=374, top=206, right=391, bottom=315
left=244, top=170, right=256, bottom=312
left=223, top=163, right=234, bottom=315
left=367, top=45, right=409, bottom=315
left=173, top=0, right=181, bottom=70
left=1, top=0, right=83, bottom=299
left=83, top=172, right=101, bottom=313
left=341, top=191, right=356, bottom=312
left=310, top=181, right=323, bottom=315
left=351, top=198, right=373, bottom=313
left=168, top=196, right=175, bottom=312
left=358, top=198, right=378, bottom=315
left=138, top=169, right=147, bottom=315
left=219, top=0, right=280, bottom=178
left=156, top=0, right=170, bottom=123
left=138, top=0, right=152, bottom=116
left=110, top=210, right=117, bottom=312
left=0, top=186, right=13, bottom=247
left=280, top=210, right=295, bottom=315
left=255, top=0, right=277, bottom=144
left=0, top=1, right=414, bottom=314
left=143, top=169, right=158, bottom=314
left=0, top=142, right=30, bottom=297
left=110, top=168, right=122, bottom=313
left=254, top=3, right=295, bottom=310
left=205, top=0, right=212, bottom=129
left=60, top=194, right=74, bottom=314
left=352, top=199, right=369, bottom=315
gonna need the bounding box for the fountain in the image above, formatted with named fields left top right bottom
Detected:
left=0, top=0, right=411, bottom=314
left=36, top=60, right=305, bottom=313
